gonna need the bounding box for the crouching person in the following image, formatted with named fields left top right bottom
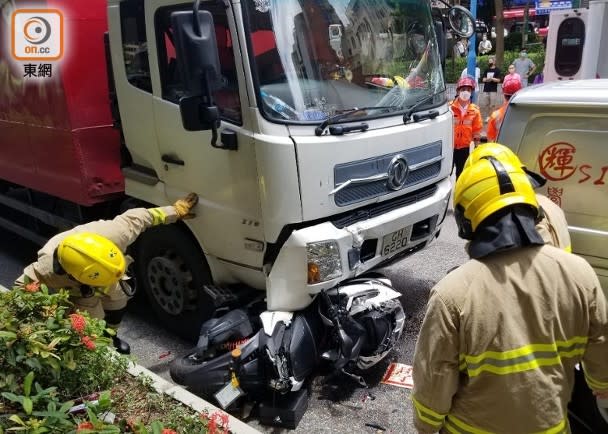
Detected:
left=15, top=193, right=199, bottom=354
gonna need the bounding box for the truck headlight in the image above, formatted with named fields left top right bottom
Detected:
left=306, top=241, right=342, bottom=284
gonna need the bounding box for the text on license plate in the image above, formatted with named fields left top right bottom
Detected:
left=381, top=226, right=413, bottom=256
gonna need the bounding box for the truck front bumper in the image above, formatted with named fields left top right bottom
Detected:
left=266, top=177, right=451, bottom=311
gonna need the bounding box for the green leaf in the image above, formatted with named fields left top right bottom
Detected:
left=22, top=396, right=33, bottom=415
left=86, top=407, right=99, bottom=424
left=0, top=331, right=17, bottom=339
left=23, top=372, right=34, bottom=397
left=98, top=391, right=112, bottom=410
left=8, top=414, right=25, bottom=426
left=46, top=357, right=61, bottom=371
left=24, top=357, right=43, bottom=371
left=47, top=337, right=61, bottom=349
left=1, top=392, right=23, bottom=404
left=151, top=421, right=163, bottom=434
left=59, top=400, right=75, bottom=413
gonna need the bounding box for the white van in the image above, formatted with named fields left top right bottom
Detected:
left=498, top=79, right=608, bottom=293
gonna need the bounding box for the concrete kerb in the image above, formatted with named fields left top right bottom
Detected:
left=127, top=363, right=262, bottom=434
left=0, top=283, right=260, bottom=434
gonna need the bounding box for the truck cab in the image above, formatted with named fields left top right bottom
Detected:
left=105, top=0, right=461, bottom=334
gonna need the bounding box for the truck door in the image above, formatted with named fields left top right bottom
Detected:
left=146, top=1, right=264, bottom=273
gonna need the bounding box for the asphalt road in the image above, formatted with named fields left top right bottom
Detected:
left=0, top=213, right=468, bottom=434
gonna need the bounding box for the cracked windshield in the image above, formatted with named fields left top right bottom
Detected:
left=244, top=0, right=445, bottom=123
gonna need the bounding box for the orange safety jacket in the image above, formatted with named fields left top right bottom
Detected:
left=450, top=100, right=483, bottom=150
left=486, top=102, right=508, bottom=142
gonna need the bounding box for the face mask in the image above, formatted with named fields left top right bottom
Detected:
left=459, top=90, right=471, bottom=101
left=520, top=52, right=527, bottom=58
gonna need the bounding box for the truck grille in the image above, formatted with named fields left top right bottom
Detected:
left=333, top=141, right=443, bottom=206
left=331, top=183, right=438, bottom=229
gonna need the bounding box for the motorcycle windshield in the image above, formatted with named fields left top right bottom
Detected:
left=244, top=0, right=445, bottom=123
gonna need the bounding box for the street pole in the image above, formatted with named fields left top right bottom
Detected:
left=523, top=0, right=530, bottom=49
left=467, top=0, right=478, bottom=82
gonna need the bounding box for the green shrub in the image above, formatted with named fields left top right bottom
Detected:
left=443, top=49, right=545, bottom=85
left=0, top=282, right=222, bottom=433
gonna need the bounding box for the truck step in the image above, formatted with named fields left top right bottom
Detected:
left=203, top=285, right=239, bottom=307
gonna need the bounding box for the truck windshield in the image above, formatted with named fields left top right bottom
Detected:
left=243, top=0, right=445, bottom=123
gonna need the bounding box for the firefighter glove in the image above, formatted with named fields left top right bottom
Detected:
left=174, top=193, right=199, bottom=220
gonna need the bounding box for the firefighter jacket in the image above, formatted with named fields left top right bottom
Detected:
left=486, top=103, right=507, bottom=142
left=412, top=244, right=608, bottom=433
left=536, top=194, right=572, bottom=253
left=16, top=207, right=178, bottom=302
left=450, top=100, right=483, bottom=150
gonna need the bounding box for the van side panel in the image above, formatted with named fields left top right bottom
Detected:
left=500, top=107, right=608, bottom=290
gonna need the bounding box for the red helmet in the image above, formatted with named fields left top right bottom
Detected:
left=502, top=76, right=522, bottom=96
left=457, top=76, right=476, bottom=91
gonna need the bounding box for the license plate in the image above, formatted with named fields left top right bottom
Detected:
left=381, top=226, right=413, bottom=256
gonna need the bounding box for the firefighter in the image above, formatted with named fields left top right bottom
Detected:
left=486, top=76, right=522, bottom=142
left=450, top=76, right=483, bottom=178
left=465, top=142, right=571, bottom=252
left=412, top=158, right=608, bottom=433
left=15, top=193, right=199, bottom=354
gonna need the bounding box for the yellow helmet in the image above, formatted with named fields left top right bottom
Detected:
left=465, top=142, right=547, bottom=188
left=454, top=156, right=539, bottom=239
left=465, top=142, right=523, bottom=169
left=57, top=232, right=125, bottom=287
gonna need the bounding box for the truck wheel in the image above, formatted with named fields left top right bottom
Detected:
left=135, top=225, right=213, bottom=341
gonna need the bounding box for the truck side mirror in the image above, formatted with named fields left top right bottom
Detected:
left=171, top=4, right=222, bottom=138
left=447, top=5, right=475, bottom=38
left=171, top=8, right=221, bottom=96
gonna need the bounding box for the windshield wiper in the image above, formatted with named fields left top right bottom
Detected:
left=314, top=106, right=400, bottom=136
left=402, top=90, right=446, bottom=124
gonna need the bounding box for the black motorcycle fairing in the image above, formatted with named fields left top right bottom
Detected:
left=357, top=309, right=392, bottom=357
left=195, top=308, right=254, bottom=355
left=287, top=303, right=326, bottom=381
left=170, top=331, right=266, bottom=399
left=170, top=301, right=327, bottom=400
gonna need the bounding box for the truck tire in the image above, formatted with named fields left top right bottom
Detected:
left=134, top=224, right=213, bottom=341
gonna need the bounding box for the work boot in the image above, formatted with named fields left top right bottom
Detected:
left=104, top=308, right=130, bottom=354
left=112, top=335, right=131, bottom=355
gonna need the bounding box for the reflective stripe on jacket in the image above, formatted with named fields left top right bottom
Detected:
left=451, top=100, right=483, bottom=149
left=16, top=206, right=178, bottom=293
left=412, top=245, right=608, bottom=433
left=486, top=103, right=508, bottom=142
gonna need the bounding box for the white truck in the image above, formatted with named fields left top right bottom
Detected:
left=0, top=0, right=474, bottom=341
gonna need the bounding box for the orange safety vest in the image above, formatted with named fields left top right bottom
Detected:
left=487, top=103, right=508, bottom=142
left=450, top=100, right=483, bottom=150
